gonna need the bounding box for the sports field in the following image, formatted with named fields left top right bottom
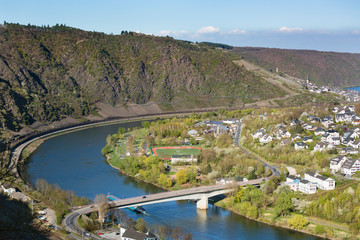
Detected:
left=151, top=146, right=202, bottom=160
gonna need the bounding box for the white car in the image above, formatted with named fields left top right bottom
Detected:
left=38, top=216, right=46, bottom=220
left=37, top=210, right=47, bottom=215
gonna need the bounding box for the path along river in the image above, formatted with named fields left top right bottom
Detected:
left=23, top=120, right=322, bottom=240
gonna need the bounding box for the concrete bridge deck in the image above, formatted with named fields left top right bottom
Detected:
left=109, top=178, right=265, bottom=209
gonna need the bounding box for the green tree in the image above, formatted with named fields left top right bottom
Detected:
left=287, top=215, right=308, bottom=229
left=157, top=173, right=172, bottom=188
left=274, top=192, right=294, bottom=217
left=141, top=121, right=151, bottom=129
left=135, top=218, right=148, bottom=233
left=175, top=169, right=188, bottom=185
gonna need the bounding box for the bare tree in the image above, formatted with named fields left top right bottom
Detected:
left=94, top=194, right=110, bottom=226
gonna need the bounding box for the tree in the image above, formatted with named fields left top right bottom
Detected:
left=126, top=135, right=135, bottom=154
left=135, top=218, right=148, bottom=233
left=216, top=133, right=233, bottom=148
left=287, top=215, right=308, bottom=229
left=274, top=192, right=294, bottom=217
left=141, top=121, right=151, bottom=129
left=118, top=127, right=126, bottom=135
left=94, top=194, right=110, bottom=226
left=157, top=173, right=172, bottom=188
left=175, top=169, right=188, bottom=185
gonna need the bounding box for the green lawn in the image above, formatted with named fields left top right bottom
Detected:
left=152, top=146, right=201, bottom=159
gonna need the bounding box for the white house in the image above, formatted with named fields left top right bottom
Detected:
left=0, top=184, right=16, bottom=195
left=350, top=140, right=360, bottom=149
left=330, top=155, right=348, bottom=172
left=314, top=127, right=326, bottom=136
left=341, top=159, right=360, bottom=176
left=320, top=116, right=334, bottom=128
left=328, top=136, right=341, bottom=146
left=285, top=175, right=300, bottom=191
left=252, top=128, right=266, bottom=139
left=336, top=113, right=355, bottom=123
left=352, top=115, right=360, bottom=126
left=299, top=180, right=317, bottom=194
left=222, top=119, right=240, bottom=124
left=275, top=127, right=291, bottom=139
left=171, top=155, right=198, bottom=164
left=342, top=130, right=359, bottom=141
left=328, top=130, right=340, bottom=138
left=121, top=228, right=158, bottom=240
left=340, top=147, right=359, bottom=155
left=321, top=133, right=331, bottom=143
left=294, top=142, right=308, bottom=150
left=292, top=134, right=301, bottom=141
left=259, top=134, right=272, bottom=144
left=316, top=175, right=336, bottom=190
left=215, top=178, right=235, bottom=185
left=313, top=142, right=331, bottom=152
left=290, top=119, right=300, bottom=126
left=303, top=137, right=313, bottom=143
left=187, top=130, right=198, bottom=137
left=304, top=171, right=335, bottom=190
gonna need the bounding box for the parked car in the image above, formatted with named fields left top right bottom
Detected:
left=38, top=216, right=46, bottom=220
left=37, top=210, right=47, bottom=215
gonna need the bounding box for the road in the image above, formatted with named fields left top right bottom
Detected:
left=233, top=122, right=242, bottom=146
left=239, top=144, right=280, bottom=176
left=63, top=205, right=102, bottom=240
left=233, top=120, right=280, bottom=176
left=63, top=178, right=266, bottom=237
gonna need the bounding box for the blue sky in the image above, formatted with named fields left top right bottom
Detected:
left=1, top=0, right=360, bottom=52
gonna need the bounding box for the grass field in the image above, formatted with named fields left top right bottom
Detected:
left=151, top=146, right=202, bottom=160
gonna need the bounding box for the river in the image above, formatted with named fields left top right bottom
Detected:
left=23, top=120, right=321, bottom=239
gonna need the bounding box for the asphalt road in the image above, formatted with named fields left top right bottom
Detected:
left=63, top=178, right=266, bottom=238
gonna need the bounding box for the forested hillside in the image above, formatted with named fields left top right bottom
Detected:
left=0, top=23, right=286, bottom=132
left=232, top=47, right=360, bottom=87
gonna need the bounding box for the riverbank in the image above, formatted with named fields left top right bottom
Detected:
left=105, top=155, right=169, bottom=191
left=215, top=198, right=352, bottom=240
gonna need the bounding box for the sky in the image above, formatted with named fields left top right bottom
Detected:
left=1, top=0, right=360, bottom=53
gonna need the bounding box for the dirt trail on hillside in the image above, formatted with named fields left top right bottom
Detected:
left=233, top=59, right=302, bottom=108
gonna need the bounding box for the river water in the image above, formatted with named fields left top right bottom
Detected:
left=23, top=120, right=321, bottom=239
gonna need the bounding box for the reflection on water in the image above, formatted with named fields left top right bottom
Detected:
left=24, top=121, right=322, bottom=240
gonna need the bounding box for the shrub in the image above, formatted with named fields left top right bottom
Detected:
left=314, top=225, right=325, bottom=234
left=287, top=215, right=308, bottom=230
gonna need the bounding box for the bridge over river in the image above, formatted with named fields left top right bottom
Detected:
left=64, top=178, right=266, bottom=238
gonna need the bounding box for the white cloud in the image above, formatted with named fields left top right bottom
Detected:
left=197, top=26, right=220, bottom=34
left=157, top=30, right=188, bottom=37
left=228, top=29, right=246, bottom=35
left=277, top=26, right=303, bottom=32
left=158, top=30, right=172, bottom=36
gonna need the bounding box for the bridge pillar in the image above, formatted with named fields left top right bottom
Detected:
left=196, top=195, right=208, bottom=210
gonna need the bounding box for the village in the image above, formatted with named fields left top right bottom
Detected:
left=251, top=104, right=360, bottom=194
left=302, top=77, right=360, bottom=102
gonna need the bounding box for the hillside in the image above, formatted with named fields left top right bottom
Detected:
left=232, top=47, right=360, bottom=87
left=0, top=23, right=286, bottom=133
